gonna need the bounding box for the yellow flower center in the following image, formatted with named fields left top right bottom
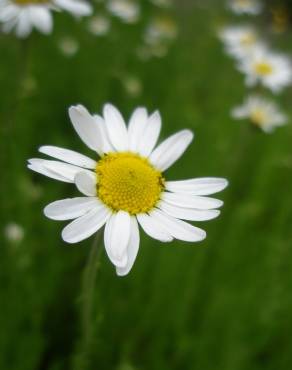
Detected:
left=236, top=0, right=252, bottom=6
left=96, top=152, right=164, bottom=215
left=240, top=33, right=255, bottom=46
left=254, top=62, right=273, bottom=76
left=250, top=109, right=266, bottom=125
left=14, top=0, right=49, bottom=5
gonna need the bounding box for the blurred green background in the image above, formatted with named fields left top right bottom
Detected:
left=1, top=0, right=292, bottom=369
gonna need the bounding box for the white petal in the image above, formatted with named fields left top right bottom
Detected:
left=162, top=192, right=223, bottom=209
left=116, top=216, right=140, bottom=276
left=2, top=17, right=18, bottom=33
left=103, top=103, right=129, bottom=151
left=231, top=106, right=248, bottom=119
left=54, top=0, right=92, bottom=16
left=137, top=213, right=173, bottom=242
left=0, top=4, right=19, bottom=22
left=44, top=197, right=99, bottom=220
left=39, top=145, right=96, bottom=169
left=93, top=114, right=115, bottom=154
left=149, top=130, right=194, bottom=171
left=158, top=201, right=220, bottom=221
left=29, top=7, right=52, bottom=34
left=104, top=211, right=131, bottom=268
left=74, top=171, right=96, bottom=196
left=127, top=107, right=148, bottom=152
left=149, top=209, right=206, bottom=242
left=68, top=105, right=103, bottom=154
left=62, top=205, right=110, bottom=244
left=28, top=158, right=82, bottom=182
left=165, top=178, right=228, bottom=195
left=136, top=111, right=161, bottom=157
left=27, top=163, right=67, bottom=182
left=16, top=10, right=32, bottom=38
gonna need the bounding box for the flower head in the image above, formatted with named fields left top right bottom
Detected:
left=237, top=46, right=292, bottom=93
left=28, top=104, right=228, bottom=276
left=106, top=0, right=140, bottom=24
left=231, top=95, right=287, bottom=132
left=219, top=25, right=264, bottom=60
left=58, top=36, right=79, bottom=57
left=228, top=0, right=262, bottom=15
left=144, top=16, right=177, bottom=46
left=0, top=0, right=92, bottom=38
left=4, top=222, right=25, bottom=243
left=87, top=15, right=110, bottom=36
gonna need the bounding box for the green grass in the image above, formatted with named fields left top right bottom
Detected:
left=1, top=1, right=292, bottom=369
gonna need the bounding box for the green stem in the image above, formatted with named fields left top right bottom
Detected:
left=76, top=232, right=103, bottom=369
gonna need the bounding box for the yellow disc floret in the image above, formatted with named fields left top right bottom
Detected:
left=250, top=109, right=266, bottom=126
left=240, top=33, right=255, bottom=46
left=254, top=62, right=273, bottom=76
left=96, top=152, right=164, bottom=215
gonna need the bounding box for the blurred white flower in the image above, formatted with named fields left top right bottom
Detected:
left=137, top=16, right=177, bottom=59
left=136, top=43, right=168, bottom=60
left=219, top=25, right=264, bottom=59
left=144, top=16, right=177, bottom=46
left=0, top=0, right=92, bottom=38
left=4, top=222, right=24, bottom=243
left=232, top=95, right=287, bottom=132
left=58, top=36, right=79, bottom=57
left=237, top=47, right=292, bottom=93
left=228, top=0, right=262, bottom=15
left=106, top=0, right=140, bottom=24
left=28, top=103, right=228, bottom=276
left=122, top=75, right=143, bottom=97
left=87, top=14, right=110, bottom=36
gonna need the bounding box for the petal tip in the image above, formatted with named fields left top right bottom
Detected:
left=103, top=102, right=115, bottom=113
left=116, top=268, right=129, bottom=277
left=69, top=104, right=86, bottom=116
left=61, top=230, right=77, bottom=244
left=199, top=230, right=207, bottom=241
left=222, top=178, right=229, bottom=189
left=43, top=205, right=53, bottom=220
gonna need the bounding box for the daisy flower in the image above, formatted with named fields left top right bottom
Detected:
left=58, top=36, right=79, bottom=57
left=144, top=16, right=177, bottom=47
left=218, top=25, right=264, bottom=59
left=0, top=0, right=92, bottom=38
left=28, top=104, right=228, bottom=276
left=231, top=95, right=287, bottom=133
left=4, top=222, right=25, bottom=243
left=237, top=46, right=292, bottom=93
left=106, top=0, right=140, bottom=24
left=228, top=0, right=262, bottom=15
left=87, top=15, right=111, bottom=36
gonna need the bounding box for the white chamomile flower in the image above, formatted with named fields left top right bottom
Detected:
left=228, top=0, right=262, bottom=15
left=28, top=104, right=228, bottom=276
left=122, top=75, right=142, bottom=97
left=219, top=25, right=264, bottom=59
left=4, top=222, right=25, bottom=243
left=144, top=16, right=177, bottom=46
left=231, top=95, right=287, bottom=133
left=58, top=36, right=79, bottom=57
left=106, top=0, right=140, bottom=24
left=0, top=0, right=92, bottom=38
left=87, top=15, right=110, bottom=36
left=238, top=47, right=292, bottom=93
